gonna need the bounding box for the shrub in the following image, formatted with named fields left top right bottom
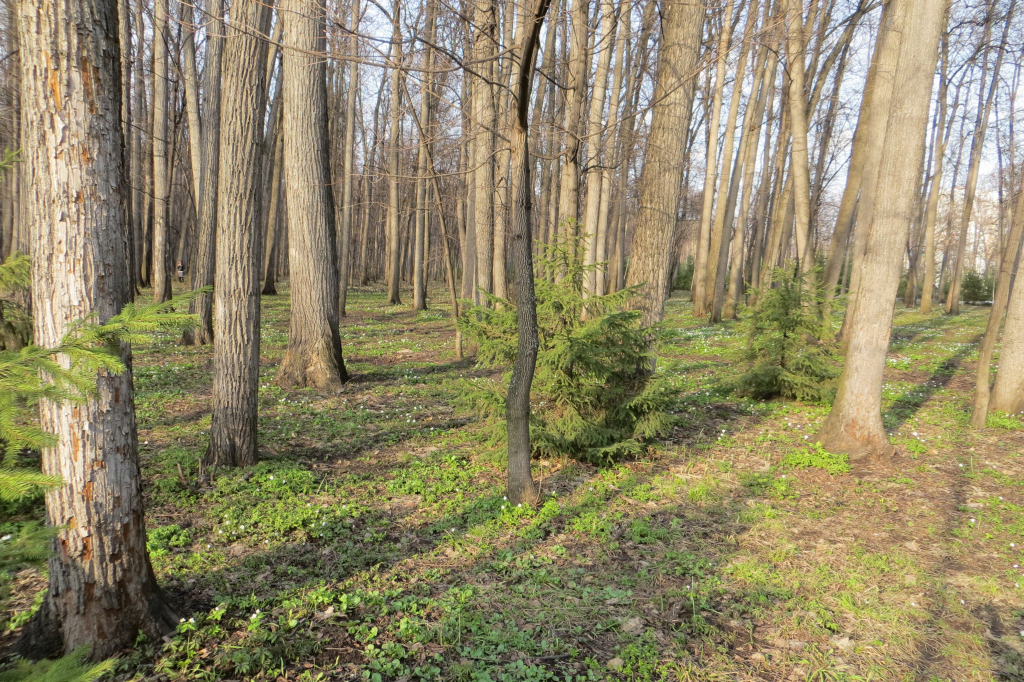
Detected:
left=961, top=270, right=993, bottom=303
left=457, top=236, right=675, bottom=465
left=733, top=266, right=840, bottom=404
left=673, top=257, right=694, bottom=292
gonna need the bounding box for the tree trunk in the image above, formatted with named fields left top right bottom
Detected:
left=506, top=0, right=551, bottom=507
left=624, top=0, right=705, bottom=328
left=990, top=259, right=1024, bottom=415
left=972, top=158, right=1024, bottom=426
left=473, top=0, right=497, bottom=302
left=920, top=32, right=951, bottom=313
left=207, top=0, right=272, bottom=468
left=945, top=0, right=1005, bottom=315
left=783, top=0, right=813, bottom=271
left=554, top=0, right=589, bottom=258
left=132, top=0, right=147, bottom=292
left=119, top=0, right=135, bottom=295
left=338, top=0, right=359, bottom=316
left=581, top=0, right=618, bottom=296
left=276, top=0, right=347, bottom=391
left=151, top=0, right=171, bottom=302
left=17, top=0, right=176, bottom=656
left=262, top=132, right=284, bottom=296
left=386, top=1, right=404, bottom=305
left=182, top=0, right=224, bottom=345
left=835, top=0, right=901, bottom=342
left=692, top=0, right=734, bottom=318
left=181, top=0, right=202, bottom=212
left=413, top=0, right=436, bottom=311
left=817, top=0, right=945, bottom=459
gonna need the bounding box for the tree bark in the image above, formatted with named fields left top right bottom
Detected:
left=18, top=0, right=176, bottom=656
left=506, top=0, right=551, bottom=507
left=473, top=0, right=497, bottom=302
left=624, top=0, right=705, bottom=328
left=151, top=0, right=171, bottom=302
left=972, top=158, right=1024, bottom=426
left=692, top=0, right=733, bottom=318
left=207, top=0, right=272, bottom=468
left=182, top=0, right=224, bottom=345
left=276, top=0, right=347, bottom=391
left=554, top=0, right=589, bottom=258
left=817, top=0, right=945, bottom=459
left=386, top=0, right=404, bottom=305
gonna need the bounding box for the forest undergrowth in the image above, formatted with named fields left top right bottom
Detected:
left=3, top=283, right=1023, bottom=682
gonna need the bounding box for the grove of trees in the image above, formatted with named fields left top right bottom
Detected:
left=4, top=0, right=1024, bottom=671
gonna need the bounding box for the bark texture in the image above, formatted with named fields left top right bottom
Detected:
left=182, top=0, right=224, bottom=345
left=150, top=0, right=170, bottom=302
left=277, top=0, right=347, bottom=391
left=18, top=0, right=175, bottom=656
left=818, top=0, right=945, bottom=459
left=624, top=0, right=705, bottom=328
left=207, top=0, right=272, bottom=468
left=506, top=0, right=551, bottom=507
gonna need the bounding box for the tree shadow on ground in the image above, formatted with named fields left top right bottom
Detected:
left=883, top=338, right=977, bottom=432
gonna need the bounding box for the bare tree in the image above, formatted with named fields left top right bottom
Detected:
left=506, top=0, right=553, bottom=507
left=277, top=0, right=348, bottom=391
left=151, top=0, right=171, bottom=301
left=625, top=0, right=706, bottom=327
left=17, top=0, right=176, bottom=655
left=182, top=0, right=225, bottom=345
left=817, top=0, right=946, bottom=458
left=206, top=0, right=272, bottom=468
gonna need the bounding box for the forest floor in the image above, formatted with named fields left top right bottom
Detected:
left=4, top=283, right=1024, bottom=682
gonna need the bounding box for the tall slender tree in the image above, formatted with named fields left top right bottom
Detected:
left=506, top=0, right=553, bottom=507
left=817, top=0, right=946, bottom=458
left=151, top=0, right=171, bottom=302
left=183, top=0, right=225, bottom=345
left=277, top=0, right=347, bottom=391
left=206, top=0, right=273, bottom=468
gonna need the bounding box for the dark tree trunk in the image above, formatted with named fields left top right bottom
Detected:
left=506, top=0, right=552, bottom=507
left=206, top=0, right=272, bottom=468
